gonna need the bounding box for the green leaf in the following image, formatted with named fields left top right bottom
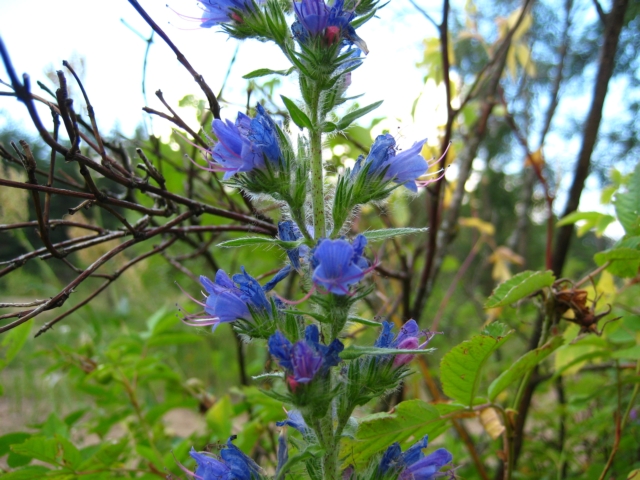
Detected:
left=440, top=331, right=513, bottom=406
left=614, top=160, right=640, bottom=235
left=612, top=345, right=640, bottom=360
left=0, top=320, right=32, bottom=371
left=216, top=236, right=275, bottom=248
left=275, top=445, right=325, bottom=480
left=322, top=122, right=338, bottom=133
left=556, top=211, right=616, bottom=237
left=242, top=67, right=294, bottom=79
left=485, top=270, right=555, bottom=308
left=206, top=395, right=234, bottom=440
left=11, top=435, right=80, bottom=468
left=135, top=444, right=164, bottom=469
left=340, top=345, right=435, bottom=360
left=281, top=95, right=313, bottom=130
left=347, top=315, right=382, bottom=327
left=87, top=438, right=129, bottom=468
left=339, top=400, right=447, bottom=468
left=0, top=466, right=51, bottom=480
left=594, top=247, right=640, bottom=278
left=335, top=100, right=383, bottom=131
left=1, top=433, right=32, bottom=468
left=361, top=227, right=428, bottom=242
left=488, top=336, right=564, bottom=401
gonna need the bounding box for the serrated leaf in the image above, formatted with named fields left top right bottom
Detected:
left=488, top=336, right=564, bottom=401
left=242, top=67, right=294, bottom=79
left=0, top=466, right=51, bottom=480
left=614, top=160, right=640, bottom=235
left=335, top=100, right=383, bottom=130
left=206, top=395, right=234, bottom=440
left=440, top=331, right=513, bottom=406
left=361, top=227, right=427, bottom=242
left=340, top=345, right=435, bottom=360
left=339, top=400, right=447, bottom=469
left=11, top=435, right=80, bottom=468
left=281, top=95, right=313, bottom=130
left=485, top=270, right=555, bottom=308
left=594, top=247, right=640, bottom=278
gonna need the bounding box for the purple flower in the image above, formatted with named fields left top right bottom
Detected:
left=182, top=267, right=282, bottom=331
left=292, top=0, right=368, bottom=52
left=377, top=436, right=452, bottom=480
left=199, top=0, right=262, bottom=27
left=352, top=134, right=430, bottom=192
left=209, top=105, right=282, bottom=179
left=374, top=319, right=436, bottom=367
left=311, top=235, right=369, bottom=295
left=268, top=325, right=344, bottom=389
left=186, top=436, right=262, bottom=480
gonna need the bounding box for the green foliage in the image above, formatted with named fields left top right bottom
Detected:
left=339, top=400, right=448, bottom=469
left=440, top=326, right=513, bottom=406
left=488, top=335, right=564, bottom=401
left=485, top=270, right=556, bottom=308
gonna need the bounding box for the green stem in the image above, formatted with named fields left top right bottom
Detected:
left=319, top=413, right=338, bottom=480
left=309, top=85, right=326, bottom=239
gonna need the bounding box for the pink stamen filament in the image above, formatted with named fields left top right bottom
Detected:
left=276, top=287, right=316, bottom=305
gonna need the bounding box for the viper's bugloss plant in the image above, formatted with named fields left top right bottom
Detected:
left=178, top=0, right=453, bottom=478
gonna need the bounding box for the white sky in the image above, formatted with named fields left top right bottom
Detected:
left=0, top=0, right=442, bottom=140
left=0, top=0, right=629, bottom=237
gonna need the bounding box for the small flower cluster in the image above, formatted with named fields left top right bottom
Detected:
left=375, top=319, right=438, bottom=368
left=268, top=324, right=343, bottom=390
left=377, top=436, right=453, bottom=480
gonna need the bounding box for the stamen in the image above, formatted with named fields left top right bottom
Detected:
left=275, top=287, right=316, bottom=305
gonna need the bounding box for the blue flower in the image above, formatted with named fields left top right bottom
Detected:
left=188, top=436, right=262, bottom=480
left=210, top=105, right=282, bottom=179
left=352, top=134, right=429, bottom=192
left=268, top=325, right=344, bottom=389
left=182, top=267, right=284, bottom=331
left=275, top=431, right=288, bottom=477
left=374, top=319, right=436, bottom=367
left=377, top=436, right=452, bottom=480
left=311, top=235, right=368, bottom=295
left=278, top=220, right=310, bottom=270
left=199, top=0, right=262, bottom=27
left=276, top=409, right=309, bottom=433
left=292, top=0, right=368, bottom=52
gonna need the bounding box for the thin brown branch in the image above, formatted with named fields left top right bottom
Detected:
left=127, top=0, right=221, bottom=119
left=0, top=211, right=196, bottom=333
left=34, top=237, right=178, bottom=337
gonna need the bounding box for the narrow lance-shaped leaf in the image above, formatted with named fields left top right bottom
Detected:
left=243, top=67, right=295, bottom=79
left=485, top=270, right=555, bottom=308
left=440, top=328, right=513, bottom=406
left=335, top=100, right=384, bottom=131
left=281, top=95, right=313, bottom=130
left=340, top=345, right=435, bottom=360
left=488, top=335, right=564, bottom=401
left=361, top=227, right=428, bottom=242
